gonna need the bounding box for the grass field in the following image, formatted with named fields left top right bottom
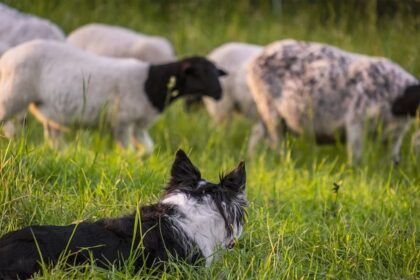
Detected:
left=1, top=1, right=419, bottom=279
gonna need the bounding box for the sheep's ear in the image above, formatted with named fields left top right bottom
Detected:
left=181, top=61, right=193, bottom=75
left=218, top=68, right=228, bottom=77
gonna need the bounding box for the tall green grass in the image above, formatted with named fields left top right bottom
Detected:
left=1, top=1, right=419, bottom=279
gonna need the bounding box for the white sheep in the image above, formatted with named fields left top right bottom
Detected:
left=205, top=42, right=263, bottom=122
left=0, top=3, right=66, bottom=138
left=247, top=39, right=420, bottom=164
left=0, top=3, right=65, bottom=46
left=0, top=42, right=9, bottom=57
left=67, top=23, right=175, bottom=64
left=0, top=40, right=225, bottom=154
left=204, top=42, right=268, bottom=154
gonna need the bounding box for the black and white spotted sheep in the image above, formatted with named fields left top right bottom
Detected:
left=247, top=39, right=420, bottom=163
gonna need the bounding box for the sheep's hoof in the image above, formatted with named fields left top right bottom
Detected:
left=136, top=144, right=146, bottom=157
left=2, top=121, right=19, bottom=138
left=136, top=144, right=153, bottom=158
left=347, top=156, right=362, bottom=167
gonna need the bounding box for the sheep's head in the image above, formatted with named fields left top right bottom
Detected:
left=178, top=56, right=227, bottom=101
left=392, top=84, right=420, bottom=117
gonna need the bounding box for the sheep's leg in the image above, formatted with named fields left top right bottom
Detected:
left=256, top=98, right=281, bottom=149
left=411, top=129, right=420, bottom=155
left=345, top=116, right=364, bottom=165
left=27, top=104, right=65, bottom=147
left=267, top=116, right=285, bottom=150
left=247, top=63, right=283, bottom=152
left=132, top=125, right=154, bottom=156
left=29, top=105, right=62, bottom=146
left=114, top=124, right=132, bottom=149
left=203, top=93, right=235, bottom=124
left=2, top=120, right=17, bottom=139
left=43, top=121, right=63, bottom=148
left=0, top=87, right=30, bottom=137
left=388, top=120, right=411, bottom=165
left=249, top=89, right=282, bottom=150
left=0, top=95, right=25, bottom=122
left=2, top=112, right=26, bottom=138
left=247, top=121, right=267, bottom=156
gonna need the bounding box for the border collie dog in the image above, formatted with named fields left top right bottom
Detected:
left=0, top=150, right=247, bottom=279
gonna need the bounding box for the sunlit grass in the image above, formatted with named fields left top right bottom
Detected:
left=0, top=1, right=419, bottom=279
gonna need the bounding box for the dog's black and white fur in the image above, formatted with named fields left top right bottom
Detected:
left=0, top=150, right=247, bottom=280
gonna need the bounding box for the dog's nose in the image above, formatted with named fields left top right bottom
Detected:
left=227, top=240, right=235, bottom=250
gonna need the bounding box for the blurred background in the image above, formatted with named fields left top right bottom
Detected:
left=4, top=0, right=420, bottom=78
left=2, top=0, right=419, bottom=159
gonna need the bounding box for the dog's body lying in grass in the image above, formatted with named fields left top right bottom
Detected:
left=0, top=150, right=247, bottom=280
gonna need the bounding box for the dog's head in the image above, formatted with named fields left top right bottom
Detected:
left=163, top=149, right=247, bottom=251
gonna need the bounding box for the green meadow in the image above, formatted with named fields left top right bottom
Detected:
left=1, top=1, right=419, bottom=279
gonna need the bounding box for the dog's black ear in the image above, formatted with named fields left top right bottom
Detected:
left=220, top=161, right=246, bottom=191
left=170, top=149, right=201, bottom=186
left=218, top=68, right=228, bottom=77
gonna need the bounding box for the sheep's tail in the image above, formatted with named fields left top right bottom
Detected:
left=392, top=84, right=420, bottom=117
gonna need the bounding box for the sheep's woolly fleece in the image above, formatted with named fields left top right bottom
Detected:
left=247, top=39, right=417, bottom=162
left=205, top=42, right=263, bottom=122
left=0, top=3, right=65, bottom=47
left=0, top=39, right=158, bottom=151
left=67, top=23, right=175, bottom=64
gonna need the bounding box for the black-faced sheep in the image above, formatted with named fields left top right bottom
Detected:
left=67, top=23, right=175, bottom=64
left=247, top=39, right=420, bottom=164
left=0, top=40, right=225, bottom=154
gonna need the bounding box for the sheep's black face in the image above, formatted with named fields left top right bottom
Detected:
left=392, top=84, right=420, bottom=117
left=179, top=56, right=227, bottom=100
